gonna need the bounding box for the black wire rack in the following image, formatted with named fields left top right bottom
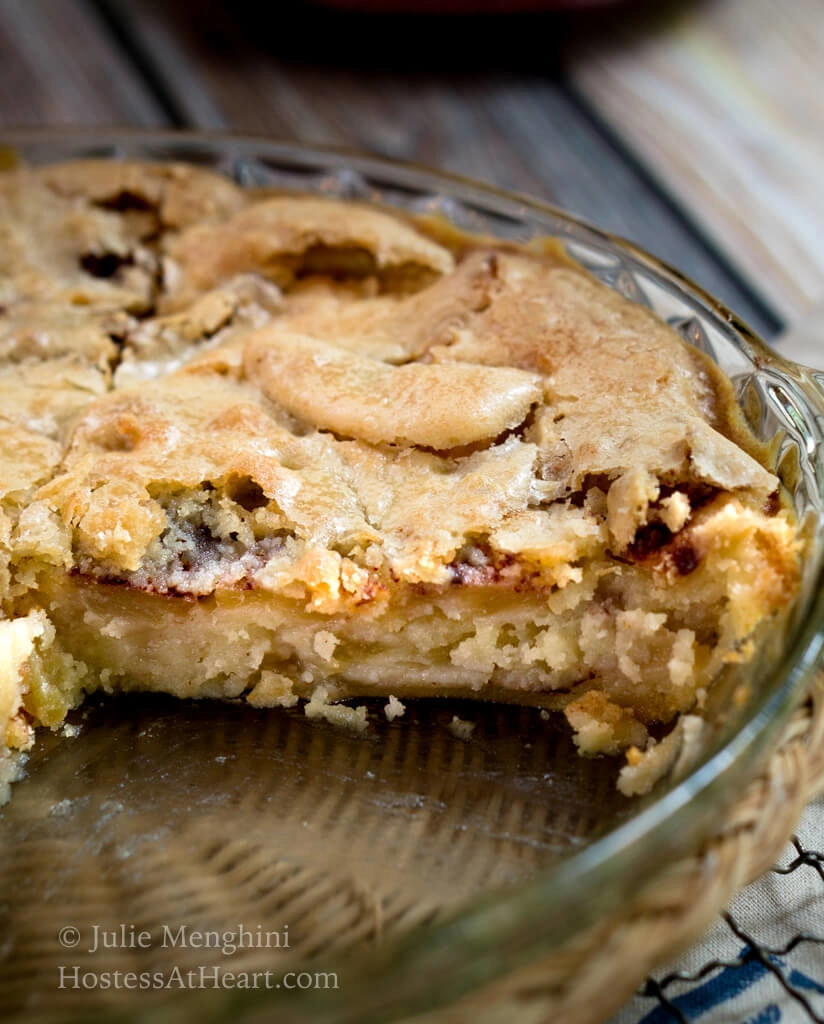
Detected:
left=633, top=832, right=824, bottom=1023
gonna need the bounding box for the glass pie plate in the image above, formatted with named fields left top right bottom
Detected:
left=1, top=130, right=824, bottom=1024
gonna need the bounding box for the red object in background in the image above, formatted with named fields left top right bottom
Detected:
left=314, top=0, right=623, bottom=11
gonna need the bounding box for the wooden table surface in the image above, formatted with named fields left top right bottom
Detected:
left=5, top=0, right=824, bottom=344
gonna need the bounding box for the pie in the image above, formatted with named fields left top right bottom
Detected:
left=0, top=159, right=801, bottom=800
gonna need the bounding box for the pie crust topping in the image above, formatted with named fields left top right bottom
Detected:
left=0, top=160, right=800, bottom=798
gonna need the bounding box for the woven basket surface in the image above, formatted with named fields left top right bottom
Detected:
left=415, top=671, right=824, bottom=1024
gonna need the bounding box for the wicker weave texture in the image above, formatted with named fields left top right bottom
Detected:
left=417, top=673, right=824, bottom=1024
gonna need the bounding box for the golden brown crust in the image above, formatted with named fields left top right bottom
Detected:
left=162, top=196, right=455, bottom=310
left=243, top=328, right=544, bottom=448
left=0, top=159, right=802, bottom=796
left=33, top=159, right=246, bottom=230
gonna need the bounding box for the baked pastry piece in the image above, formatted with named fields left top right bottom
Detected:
left=0, top=159, right=800, bottom=800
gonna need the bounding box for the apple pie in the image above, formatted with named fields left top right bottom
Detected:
left=0, top=159, right=800, bottom=799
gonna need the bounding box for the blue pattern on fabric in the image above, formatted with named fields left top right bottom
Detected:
left=638, top=944, right=824, bottom=1023
left=788, top=967, right=824, bottom=994
left=638, top=948, right=767, bottom=1023
left=745, top=1006, right=781, bottom=1024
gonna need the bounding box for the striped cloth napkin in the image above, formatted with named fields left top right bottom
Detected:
left=612, top=795, right=824, bottom=1024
